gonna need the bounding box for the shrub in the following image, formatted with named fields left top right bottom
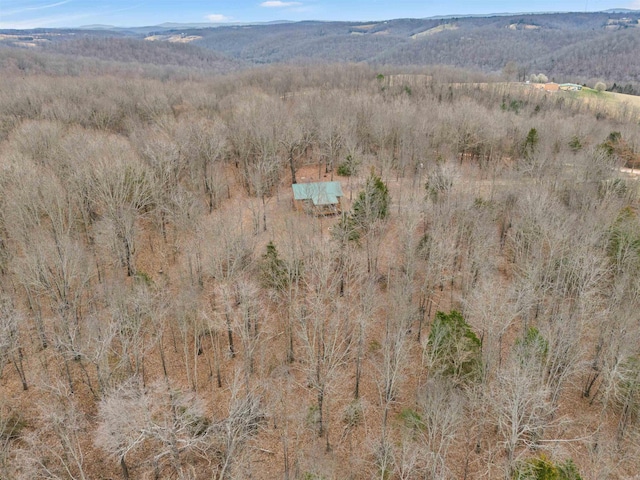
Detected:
left=0, top=407, right=25, bottom=442
left=399, top=408, right=423, bottom=430
left=426, top=310, right=482, bottom=383
left=600, top=131, right=622, bottom=156
left=342, top=400, right=363, bottom=427
left=306, top=404, right=321, bottom=429
left=513, top=455, right=582, bottom=480
left=607, top=207, right=640, bottom=269
left=615, top=355, right=640, bottom=431
left=598, top=178, right=628, bottom=199
left=337, top=154, right=359, bottom=177
left=351, top=171, right=389, bottom=225
left=425, top=164, right=454, bottom=203
left=259, top=241, right=301, bottom=291
left=337, top=163, right=352, bottom=177
left=522, top=128, right=539, bottom=159
left=334, top=171, right=390, bottom=244
left=303, top=474, right=327, bottom=480
left=515, top=326, right=548, bottom=367
left=568, top=135, right=582, bottom=152
left=134, top=271, right=153, bottom=286
left=368, top=339, right=382, bottom=353
left=260, top=241, right=287, bottom=289
left=332, top=211, right=361, bottom=244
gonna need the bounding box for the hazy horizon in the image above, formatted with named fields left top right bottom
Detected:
left=2, top=0, right=640, bottom=29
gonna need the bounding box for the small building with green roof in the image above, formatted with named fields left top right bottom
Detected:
left=292, top=181, right=343, bottom=215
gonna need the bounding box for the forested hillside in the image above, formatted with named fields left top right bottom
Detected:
left=2, top=10, right=640, bottom=86
left=1, top=57, right=640, bottom=479
left=187, top=11, right=640, bottom=85
left=45, top=37, right=242, bottom=72
left=0, top=41, right=242, bottom=79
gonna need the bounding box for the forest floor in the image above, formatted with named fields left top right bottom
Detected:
left=3, top=151, right=638, bottom=479
left=3, top=67, right=640, bottom=478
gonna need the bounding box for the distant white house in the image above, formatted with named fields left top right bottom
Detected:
left=559, top=83, right=583, bottom=91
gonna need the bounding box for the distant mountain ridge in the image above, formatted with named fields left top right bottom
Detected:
left=75, top=20, right=296, bottom=34
left=71, top=9, right=640, bottom=29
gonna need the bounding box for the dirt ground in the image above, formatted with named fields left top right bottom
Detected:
left=2, top=148, right=638, bottom=479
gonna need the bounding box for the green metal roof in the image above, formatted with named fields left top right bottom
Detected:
left=292, top=181, right=343, bottom=206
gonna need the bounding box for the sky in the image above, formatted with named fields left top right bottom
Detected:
left=1, top=0, right=639, bottom=29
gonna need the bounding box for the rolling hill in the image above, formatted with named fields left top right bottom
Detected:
left=1, top=10, right=639, bottom=84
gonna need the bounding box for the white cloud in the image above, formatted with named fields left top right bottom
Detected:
left=260, top=1, right=302, bottom=7
left=0, top=12, right=94, bottom=29
left=2, top=0, right=72, bottom=18
left=628, top=0, right=640, bottom=8
left=206, top=13, right=231, bottom=22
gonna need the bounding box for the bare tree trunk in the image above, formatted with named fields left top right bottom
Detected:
left=11, top=348, right=28, bottom=391
left=286, top=308, right=295, bottom=363
left=289, top=152, right=297, bottom=184
left=262, top=195, right=267, bottom=232
left=120, top=456, right=130, bottom=480
left=317, top=370, right=324, bottom=437
left=25, top=288, right=47, bottom=349
left=225, top=312, right=235, bottom=358
left=123, top=232, right=135, bottom=277
left=212, top=330, right=222, bottom=388
left=354, top=321, right=363, bottom=399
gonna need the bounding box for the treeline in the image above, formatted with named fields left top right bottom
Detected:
left=0, top=63, right=639, bottom=479
left=0, top=43, right=239, bottom=80
left=44, top=37, right=242, bottom=72
left=608, top=82, right=640, bottom=96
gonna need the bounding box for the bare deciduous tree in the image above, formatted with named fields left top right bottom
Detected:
left=298, top=243, right=353, bottom=451
left=89, top=139, right=154, bottom=276
left=96, top=378, right=211, bottom=479
left=20, top=382, right=89, bottom=480
left=213, top=376, right=264, bottom=479
left=416, top=376, right=464, bottom=479
left=492, top=351, right=556, bottom=476
left=0, top=401, right=22, bottom=478
left=95, top=379, right=148, bottom=480
left=176, top=118, right=229, bottom=213
left=0, top=295, right=27, bottom=390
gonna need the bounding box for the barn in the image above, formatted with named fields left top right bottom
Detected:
left=531, top=82, right=560, bottom=92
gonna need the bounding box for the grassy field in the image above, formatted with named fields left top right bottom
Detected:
left=456, top=82, right=640, bottom=122
left=568, top=87, right=640, bottom=121
left=609, top=90, right=640, bottom=110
